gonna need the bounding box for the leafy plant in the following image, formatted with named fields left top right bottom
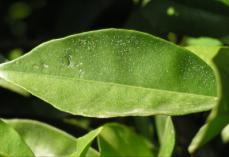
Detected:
left=0, top=28, right=228, bottom=156
left=0, top=1, right=228, bottom=156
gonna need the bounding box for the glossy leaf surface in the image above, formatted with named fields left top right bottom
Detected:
left=0, top=55, right=28, bottom=95
left=74, top=127, right=103, bottom=157
left=187, top=47, right=229, bottom=153
left=98, top=123, right=154, bottom=157
left=0, top=120, right=34, bottom=157
left=0, top=29, right=217, bottom=117
left=4, top=119, right=76, bottom=156
left=156, top=116, right=175, bottom=157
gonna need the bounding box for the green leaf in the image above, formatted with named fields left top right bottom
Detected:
left=7, top=48, right=24, bottom=60
left=216, top=0, right=229, bottom=6
left=98, top=123, right=154, bottom=157
left=187, top=47, right=229, bottom=153
left=155, top=116, right=175, bottom=157
left=185, top=46, right=220, bottom=66
left=127, top=0, right=229, bottom=37
left=4, top=119, right=100, bottom=157
left=85, top=148, right=100, bottom=157
left=188, top=116, right=228, bottom=153
left=134, top=117, right=154, bottom=140
left=74, top=122, right=154, bottom=156
left=0, top=120, right=34, bottom=157
left=0, top=54, right=28, bottom=95
left=0, top=29, right=217, bottom=117
left=74, top=127, right=103, bottom=157
left=221, top=124, right=229, bottom=143
left=183, top=37, right=223, bottom=46
left=4, top=119, right=76, bottom=156
left=0, top=77, right=29, bottom=95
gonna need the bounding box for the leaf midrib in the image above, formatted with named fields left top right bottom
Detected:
left=0, top=69, right=218, bottom=99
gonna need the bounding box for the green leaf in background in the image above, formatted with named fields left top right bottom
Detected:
left=3, top=119, right=101, bottom=157
left=0, top=29, right=218, bottom=117
left=185, top=46, right=220, bottom=67
left=132, top=0, right=152, bottom=6
left=74, top=122, right=155, bottom=157
left=221, top=36, right=229, bottom=45
left=183, top=37, right=223, bottom=46
left=7, top=48, right=24, bottom=60
left=155, top=116, right=175, bottom=157
left=73, top=122, right=154, bottom=157
left=134, top=117, right=154, bottom=140
left=186, top=47, right=229, bottom=153
left=4, top=119, right=77, bottom=156
left=98, top=123, right=154, bottom=157
left=85, top=148, right=100, bottom=157
left=0, top=120, right=34, bottom=157
left=221, top=124, right=229, bottom=143
left=74, top=127, right=103, bottom=157
left=127, top=0, right=229, bottom=37
left=217, top=0, right=229, bottom=6
left=2, top=119, right=154, bottom=157
left=8, top=2, right=31, bottom=20
left=63, top=118, right=91, bottom=130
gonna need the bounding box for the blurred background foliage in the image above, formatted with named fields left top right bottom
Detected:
left=0, top=0, right=228, bottom=156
